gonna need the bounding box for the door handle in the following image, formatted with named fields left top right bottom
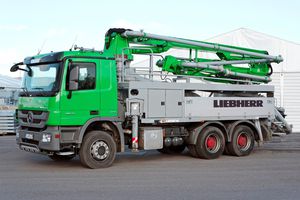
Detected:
left=90, top=110, right=99, bottom=115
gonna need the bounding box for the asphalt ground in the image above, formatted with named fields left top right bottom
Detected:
left=0, top=133, right=299, bottom=200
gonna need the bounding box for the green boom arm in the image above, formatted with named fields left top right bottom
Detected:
left=105, top=29, right=283, bottom=83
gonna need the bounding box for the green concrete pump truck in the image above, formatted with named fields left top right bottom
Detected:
left=11, top=28, right=292, bottom=168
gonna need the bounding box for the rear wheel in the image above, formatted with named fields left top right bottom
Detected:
left=227, top=125, right=255, bottom=156
left=194, top=126, right=225, bottom=159
left=223, top=146, right=230, bottom=155
left=188, top=144, right=198, bottom=157
left=79, top=131, right=116, bottom=169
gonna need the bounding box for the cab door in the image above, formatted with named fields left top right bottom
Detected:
left=98, top=59, right=118, bottom=117
left=60, top=58, right=100, bottom=125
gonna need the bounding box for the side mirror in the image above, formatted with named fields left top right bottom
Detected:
left=10, top=62, right=23, bottom=72
left=10, top=62, right=32, bottom=77
left=69, top=65, right=79, bottom=91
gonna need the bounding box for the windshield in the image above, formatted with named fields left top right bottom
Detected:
left=22, top=63, right=61, bottom=95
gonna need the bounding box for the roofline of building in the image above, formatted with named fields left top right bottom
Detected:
left=206, top=27, right=300, bottom=46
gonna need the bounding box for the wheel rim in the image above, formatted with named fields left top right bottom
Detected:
left=90, top=140, right=110, bottom=161
left=205, top=133, right=221, bottom=153
left=237, top=132, right=251, bottom=151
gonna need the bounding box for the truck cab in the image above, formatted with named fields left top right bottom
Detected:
left=15, top=50, right=122, bottom=165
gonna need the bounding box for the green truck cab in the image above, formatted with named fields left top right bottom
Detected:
left=14, top=44, right=126, bottom=167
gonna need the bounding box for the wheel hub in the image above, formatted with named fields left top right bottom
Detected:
left=90, top=140, right=110, bottom=161
left=237, top=134, right=247, bottom=148
left=206, top=136, right=217, bottom=150
left=236, top=132, right=251, bottom=151
left=205, top=133, right=221, bottom=154
left=98, top=146, right=106, bottom=155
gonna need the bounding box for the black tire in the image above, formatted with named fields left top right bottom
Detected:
left=188, top=144, right=198, bottom=157
left=48, top=154, right=75, bottom=161
left=227, top=125, right=255, bottom=157
left=223, top=144, right=231, bottom=155
left=157, top=145, right=186, bottom=154
left=79, top=131, right=116, bottom=169
left=195, top=126, right=225, bottom=159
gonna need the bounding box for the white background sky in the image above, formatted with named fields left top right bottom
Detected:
left=0, top=0, right=299, bottom=77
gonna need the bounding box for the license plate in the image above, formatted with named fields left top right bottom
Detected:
left=25, top=133, right=33, bottom=140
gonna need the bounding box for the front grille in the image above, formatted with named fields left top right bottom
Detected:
left=18, top=110, right=49, bottom=131
left=20, top=110, right=43, bottom=115
left=22, top=118, right=42, bottom=124
left=22, top=138, right=39, bottom=145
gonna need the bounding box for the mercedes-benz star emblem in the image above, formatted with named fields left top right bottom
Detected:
left=27, top=111, right=34, bottom=124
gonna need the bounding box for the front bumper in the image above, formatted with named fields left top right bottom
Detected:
left=16, top=126, right=61, bottom=153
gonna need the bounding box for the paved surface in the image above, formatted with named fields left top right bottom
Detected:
left=0, top=134, right=300, bottom=200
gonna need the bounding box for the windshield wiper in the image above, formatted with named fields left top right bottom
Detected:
left=31, top=87, right=48, bottom=96
left=20, top=87, right=29, bottom=97
left=32, top=87, right=45, bottom=90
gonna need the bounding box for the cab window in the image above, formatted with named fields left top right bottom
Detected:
left=68, top=62, right=96, bottom=90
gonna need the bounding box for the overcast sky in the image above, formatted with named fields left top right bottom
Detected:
left=1, top=0, right=299, bottom=77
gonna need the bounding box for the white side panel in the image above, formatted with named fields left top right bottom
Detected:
left=148, top=89, right=165, bottom=118
left=185, top=97, right=275, bottom=120
left=166, top=90, right=183, bottom=117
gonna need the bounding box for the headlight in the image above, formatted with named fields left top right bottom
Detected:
left=131, top=102, right=139, bottom=111
left=130, top=102, right=140, bottom=115
left=42, top=134, right=51, bottom=143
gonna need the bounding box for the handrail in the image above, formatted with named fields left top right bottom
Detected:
left=126, top=68, right=262, bottom=84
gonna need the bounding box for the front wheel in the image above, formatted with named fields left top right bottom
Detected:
left=79, top=131, right=116, bottom=169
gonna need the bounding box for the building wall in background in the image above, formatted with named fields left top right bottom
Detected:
left=270, top=72, right=300, bottom=132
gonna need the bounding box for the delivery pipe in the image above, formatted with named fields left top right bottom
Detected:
left=122, top=31, right=283, bottom=63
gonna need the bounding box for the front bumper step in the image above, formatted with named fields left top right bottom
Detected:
left=20, top=144, right=40, bottom=153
